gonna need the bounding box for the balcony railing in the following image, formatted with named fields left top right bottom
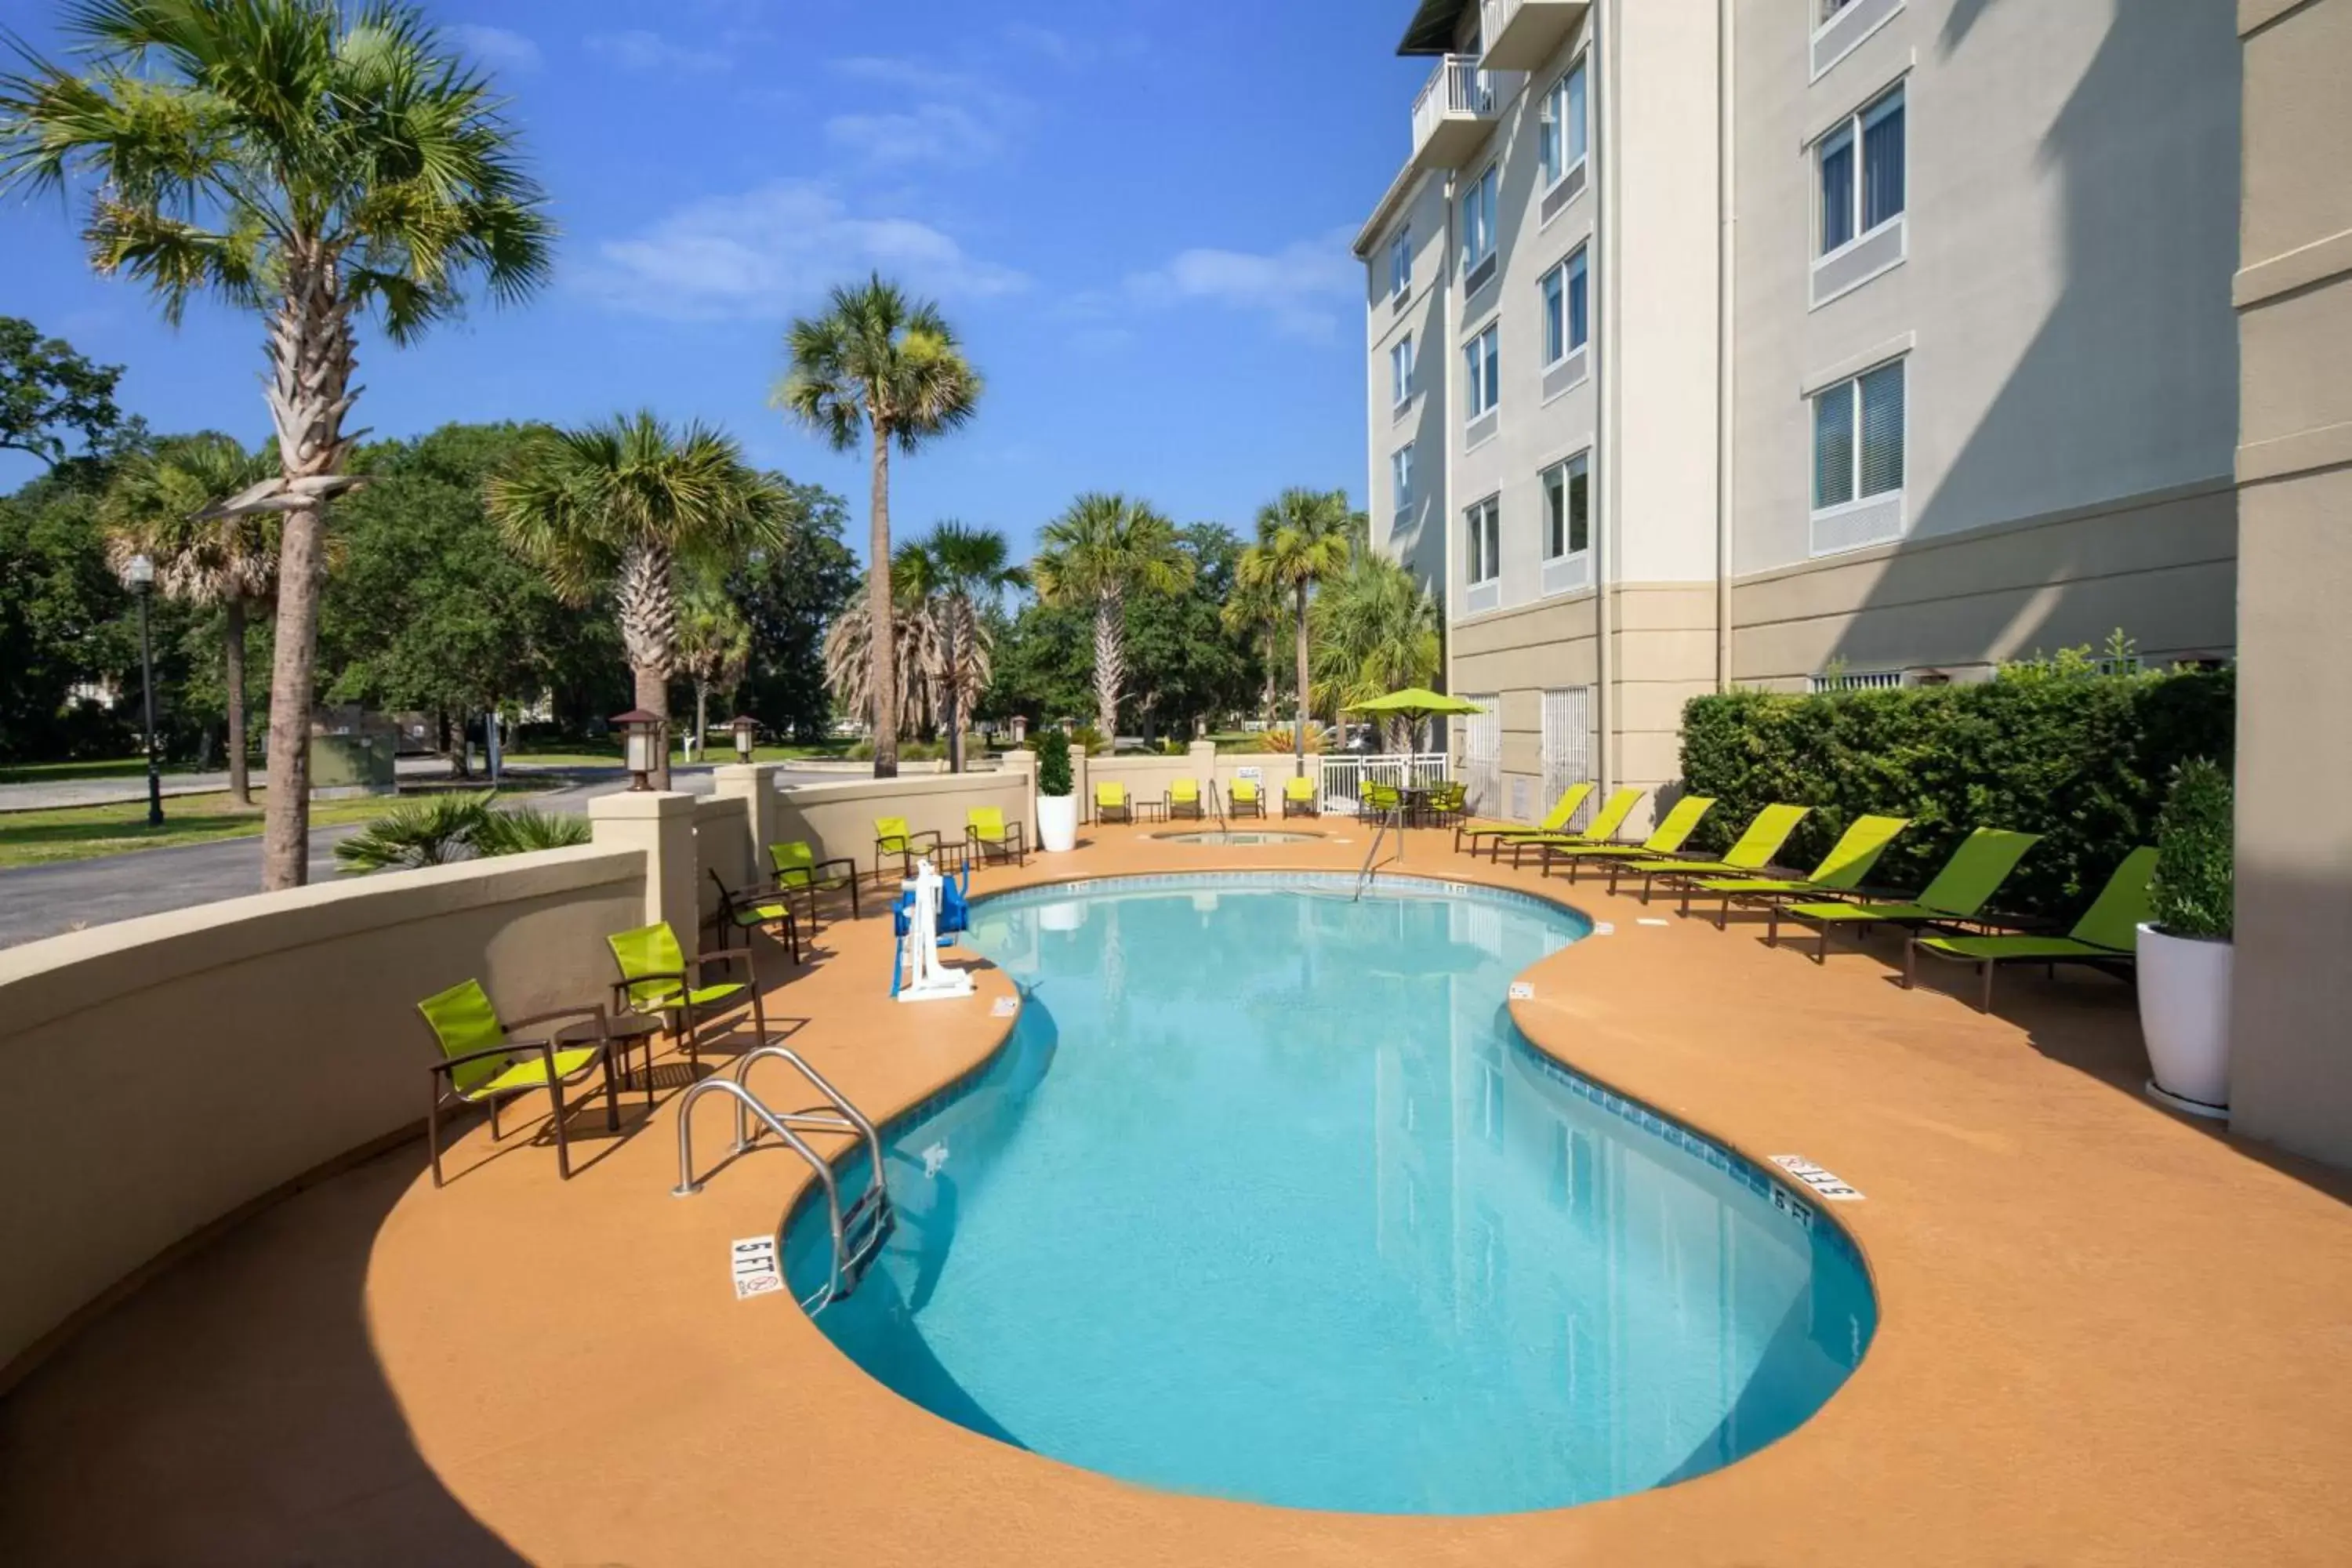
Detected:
left=1479, top=0, right=1592, bottom=72
left=1410, top=55, right=1523, bottom=169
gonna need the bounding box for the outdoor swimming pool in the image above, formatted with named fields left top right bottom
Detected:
left=786, top=873, right=1876, bottom=1515
left=1148, top=829, right=1322, bottom=846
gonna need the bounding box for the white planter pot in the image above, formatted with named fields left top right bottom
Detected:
left=2136, top=922, right=2233, bottom=1115
left=1038, top=792, right=1079, bottom=853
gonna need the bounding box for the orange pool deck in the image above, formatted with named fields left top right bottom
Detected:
left=4, top=824, right=2350, bottom=1566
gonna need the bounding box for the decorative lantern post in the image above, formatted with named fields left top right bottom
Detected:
left=729, top=714, right=759, bottom=764
left=612, top=709, right=666, bottom=792
left=122, top=552, right=164, bottom=827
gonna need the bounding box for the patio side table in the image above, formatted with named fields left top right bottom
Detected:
left=557, top=1012, right=662, bottom=1107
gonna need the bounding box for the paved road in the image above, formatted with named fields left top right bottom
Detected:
left=0, top=753, right=466, bottom=812
left=0, top=766, right=837, bottom=950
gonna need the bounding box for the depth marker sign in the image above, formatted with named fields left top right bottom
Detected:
left=1769, top=1154, right=1864, bottom=1202
left=730, top=1235, right=784, bottom=1300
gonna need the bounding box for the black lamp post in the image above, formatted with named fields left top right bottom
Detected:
left=123, top=552, right=164, bottom=827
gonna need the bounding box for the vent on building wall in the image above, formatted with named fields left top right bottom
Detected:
left=1809, top=669, right=1906, bottom=693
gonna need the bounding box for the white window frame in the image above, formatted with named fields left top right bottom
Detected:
left=1538, top=450, right=1592, bottom=563
left=1810, top=354, right=1907, bottom=514
left=1388, top=224, right=1412, bottom=301
left=1537, top=56, right=1589, bottom=193
left=1464, top=493, right=1501, bottom=586
left=1391, top=333, right=1415, bottom=411
left=1461, top=164, right=1499, bottom=277
left=1539, top=246, right=1590, bottom=369
left=1817, top=83, right=1906, bottom=260
left=1463, top=322, right=1500, bottom=422
left=1392, top=441, right=1415, bottom=517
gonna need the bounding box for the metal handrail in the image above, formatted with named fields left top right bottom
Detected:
left=1352, top=803, right=1406, bottom=902
left=730, top=1044, right=887, bottom=1183
left=671, top=1076, right=849, bottom=1312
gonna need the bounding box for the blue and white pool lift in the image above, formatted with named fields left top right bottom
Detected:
left=891, top=857, right=975, bottom=1000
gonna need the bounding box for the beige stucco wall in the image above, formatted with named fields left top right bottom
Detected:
left=0, top=844, right=648, bottom=1381
left=2224, top=0, right=2352, bottom=1167
left=771, top=770, right=1032, bottom=879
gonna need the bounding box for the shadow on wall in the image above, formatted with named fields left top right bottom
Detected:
left=1823, top=0, right=2241, bottom=676
left=0, top=1144, right=524, bottom=1565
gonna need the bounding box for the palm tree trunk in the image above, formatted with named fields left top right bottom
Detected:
left=942, top=599, right=961, bottom=773
left=223, top=597, right=250, bottom=807
left=1292, top=582, right=1311, bottom=776
left=867, top=423, right=899, bottom=779
left=1093, top=590, right=1123, bottom=742
left=694, top=678, right=710, bottom=763
left=615, top=539, right=677, bottom=789
left=257, top=247, right=358, bottom=891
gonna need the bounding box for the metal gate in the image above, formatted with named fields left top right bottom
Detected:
left=1462, top=695, right=1501, bottom=816
left=1540, top=686, right=1594, bottom=829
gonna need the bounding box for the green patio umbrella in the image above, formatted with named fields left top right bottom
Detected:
left=1339, top=688, right=1487, bottom=861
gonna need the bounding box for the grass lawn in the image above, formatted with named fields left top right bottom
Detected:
left=0, top=781, right=554, bottom=870
left=0, top=757, right=227, bottom=785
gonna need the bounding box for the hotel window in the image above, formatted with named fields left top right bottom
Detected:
left=1391, top=333, right=1414, bottom=408
left=1461, top=165, right=1498, bottom=276
left=1388, top=224, right=1411, bottom=300
left=1538, top=58, right=1588, bottom=188
left=1465, top=495, right=1501, bottom=586
left=1813, top=358, right=1905, bottom=510
left=1463, top=322, right=1500, bottom=421
left=1541, top=452, right=1590, bottom=559
left=1392, top=442, right=1415, bottom=513
left=1540, top=246, right=1589, bottom=367
left=1819, top=85, right=1904, bottom=255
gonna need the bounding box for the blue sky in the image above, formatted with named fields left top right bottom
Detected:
left=0, top=0, right=1435, bottom=559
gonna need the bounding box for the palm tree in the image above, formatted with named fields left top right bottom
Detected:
left=1032, top=493, right=1194, bottom=743
left=1313, top=551, right=1443, bottom=752
left=775, top=275, right=982, bottom=779
left=676, top=583, right=753, bottom=760
left=1238, top=488, right=1357, bottom=771
left=97, top=434, right=277, bottom=804
left=822, top=543, right=945, bottom=741
left=921, top=521, right=1025, bottom=771
left=1219, top=572, right=1291, bottom=730
left=489, top=413, right=789, bottom=789
left=1, top=1, right=555, bottom=889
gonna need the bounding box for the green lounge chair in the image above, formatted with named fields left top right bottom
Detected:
left=966, top=805, right=1027, bottom=866
left=1682, top=814, right=1911, bottom=927
left=1611, top=804, right=1811, bottom=902
left=1095, top=782, right=1131, bottom=824
left=768, top=840, right=861, bottom=935
left=706, top=868, right=802, bottom=964
left=1454, top=782, right=1594, bottom=859
left=1905, top=847, right=2158, bottom=1012
left=1229, top=779, right=1265, bottom=818
left=606, top=920, right=767, bottom=1073
left=1282, top=777, right=1318, bottom=817
left=873, top=815, right=943, bottom=885
left=1769, top=827, right=2043, bottom=964
left=1504, top=787, right=1647, bottom=868
left=418, top=979, right=617, bottom=1188
left=1540, top=794, right=1717, bottom=880
left=1167, top=779, right=1204, bottom=820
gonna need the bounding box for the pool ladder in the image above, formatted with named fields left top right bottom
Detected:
left=1352, top=800, right=1407, bottom=901
left=672, top=1044, right=896, bottom=1313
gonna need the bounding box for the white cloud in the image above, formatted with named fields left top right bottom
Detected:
left=821, top=56, right=1032, bottom=169
left=1000, top=22, right=1083, bottom=67
left=448, top=24, right=541, bottom=73
left=1125, top=230, right=1359, bottom=340
left=585, top=30, right=731, bottom=74
left=577, top=180, right=1027, bottom=321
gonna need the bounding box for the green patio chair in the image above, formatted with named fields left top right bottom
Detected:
left=1610, top=804, right=1811, bottom=902
left=1421, top=780, right=1467, bottom=829
left=966, top=805, right=1028, bottom=866
left=1360, top=780, right=1404, bottom=822
left=417, top=979, right=617, bottom=1188
left=1167, top=778, right=1204, bottom=819
left=1095, top=782, right=1132, bottom=824
left=1229, top=779, right=1265, bottom=818
left=1454, top=782, right=1594, bottom=858
left=605, top=920, right=767, bottom=1073
left=706, top=868, right=801, bottom=965
left=1680, top=814, right=1911, bottom=927
left=1769, top=827, right=2043, bottom=964
left=768, top=840, right=862, bottom=935
left=1504, top=787, right=1647, bottom=868
left=1539, top=794, right=1717, bottom=880
left=873, top=815, right=943, bottom=886
left=1282, top=777, right=1319, bottom=817
left=1905, top=847, right=2158, bottom=1011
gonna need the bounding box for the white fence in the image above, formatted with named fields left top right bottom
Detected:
left=1316, top=752, right=1452, bottom=813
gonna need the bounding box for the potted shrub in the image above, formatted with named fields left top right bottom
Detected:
left=2139, top=758, right=2234, bottom=1116
left=1036, top=728, right=1078, bottom=853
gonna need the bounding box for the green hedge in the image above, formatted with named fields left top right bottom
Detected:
left=1678, top=665, right=2234, bottom=919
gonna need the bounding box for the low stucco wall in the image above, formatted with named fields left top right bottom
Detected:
left=0, top=844, right=648, bottom=1382
left=771, top=770, right=1033, bottom=876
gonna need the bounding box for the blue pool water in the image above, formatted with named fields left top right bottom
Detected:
left=785, top=873, right=1876, bottom=1515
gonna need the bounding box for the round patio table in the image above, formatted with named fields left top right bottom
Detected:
left=556, top=1012, right=662, bottom=1104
